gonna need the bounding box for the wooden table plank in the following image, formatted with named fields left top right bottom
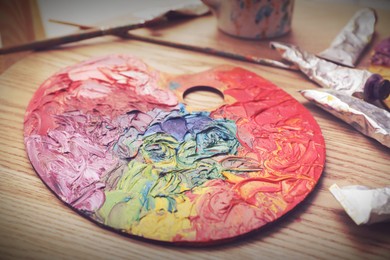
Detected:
left=0, top=0, right=389, bottom=259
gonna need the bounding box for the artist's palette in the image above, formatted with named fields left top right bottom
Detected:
left=24, top=55, right=325, bottom=244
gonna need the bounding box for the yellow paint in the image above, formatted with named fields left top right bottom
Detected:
left=131, top=198, right=196, bottom=241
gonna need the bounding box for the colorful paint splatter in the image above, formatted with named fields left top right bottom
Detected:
left=24, top=55, right=325, bottom=243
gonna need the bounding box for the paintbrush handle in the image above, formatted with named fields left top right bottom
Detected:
left=0, top=28, right=104, bottom=54
left=126, top=33, right=297, bottom=70
left=0, top=19, right=156, bottom=55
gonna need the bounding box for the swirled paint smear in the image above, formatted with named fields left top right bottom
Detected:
left=24, top=55, right=325, bottom=244
left=98, top=109, right=240, bottom=239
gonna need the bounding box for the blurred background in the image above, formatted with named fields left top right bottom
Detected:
left=30, top=0, right=390, bottom=38
left=0, top=0, right=389, bottom=73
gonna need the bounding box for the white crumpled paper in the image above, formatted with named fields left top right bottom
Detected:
left=329, top=184, right=390, bottom=225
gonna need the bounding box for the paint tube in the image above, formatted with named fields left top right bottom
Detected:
left=318, top=8, right=376, bottom=67
left=300, top=89, right=390, bottom=147
left=270, top=41, right=390, bottom=147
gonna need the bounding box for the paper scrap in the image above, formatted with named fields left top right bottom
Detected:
left=329, top=184, right=390, bottom=225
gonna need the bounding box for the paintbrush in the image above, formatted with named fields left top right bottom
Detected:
left=125, top=33, right=297, bottom=70
left=0, top=2, right=210, bottom=55
left=48, top=19, right=297, bottom=70
left=0, top=17, right=163, bottom=55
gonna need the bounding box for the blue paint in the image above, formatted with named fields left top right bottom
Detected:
left=166, top=196, right=176, bottom=213
left=123, top=196, right=132, bottom=202
left=142, top=181, right=153, bottom=199
left=161, top=117, right=188, bottom=141
left=169, top=81, right=181, bottom=90
left=255, top=4, right=273, bottom=24
left=239, top=0, right=245, bottom=9
left=276, top=12, right=290, bottom=36
left=140, top=181, right=154, bottom=210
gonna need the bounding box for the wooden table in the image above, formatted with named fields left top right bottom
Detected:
left=0, top=0, right=389, bottom=259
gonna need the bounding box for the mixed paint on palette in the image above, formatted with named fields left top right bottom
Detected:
left=24, top=55, right=325, bottom=243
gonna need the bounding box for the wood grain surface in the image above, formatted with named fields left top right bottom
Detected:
left=0, top=0, right=389, bottom=259
left=0, top=0, right=44, bottom=73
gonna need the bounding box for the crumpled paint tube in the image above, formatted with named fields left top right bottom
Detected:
left=329, top=184, right=390, bottom=225
left=270, top=41, right=376, bottom=96
left=300, top=89, right=390, bottom=147
left=270, top=41, right=390, bottom=146
left=318, top=8, right=376, bottom=67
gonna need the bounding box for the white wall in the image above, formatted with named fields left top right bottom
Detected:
left=37, top=0, right=390, bottom=38
left=38, top=0, right=200, bottom=37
